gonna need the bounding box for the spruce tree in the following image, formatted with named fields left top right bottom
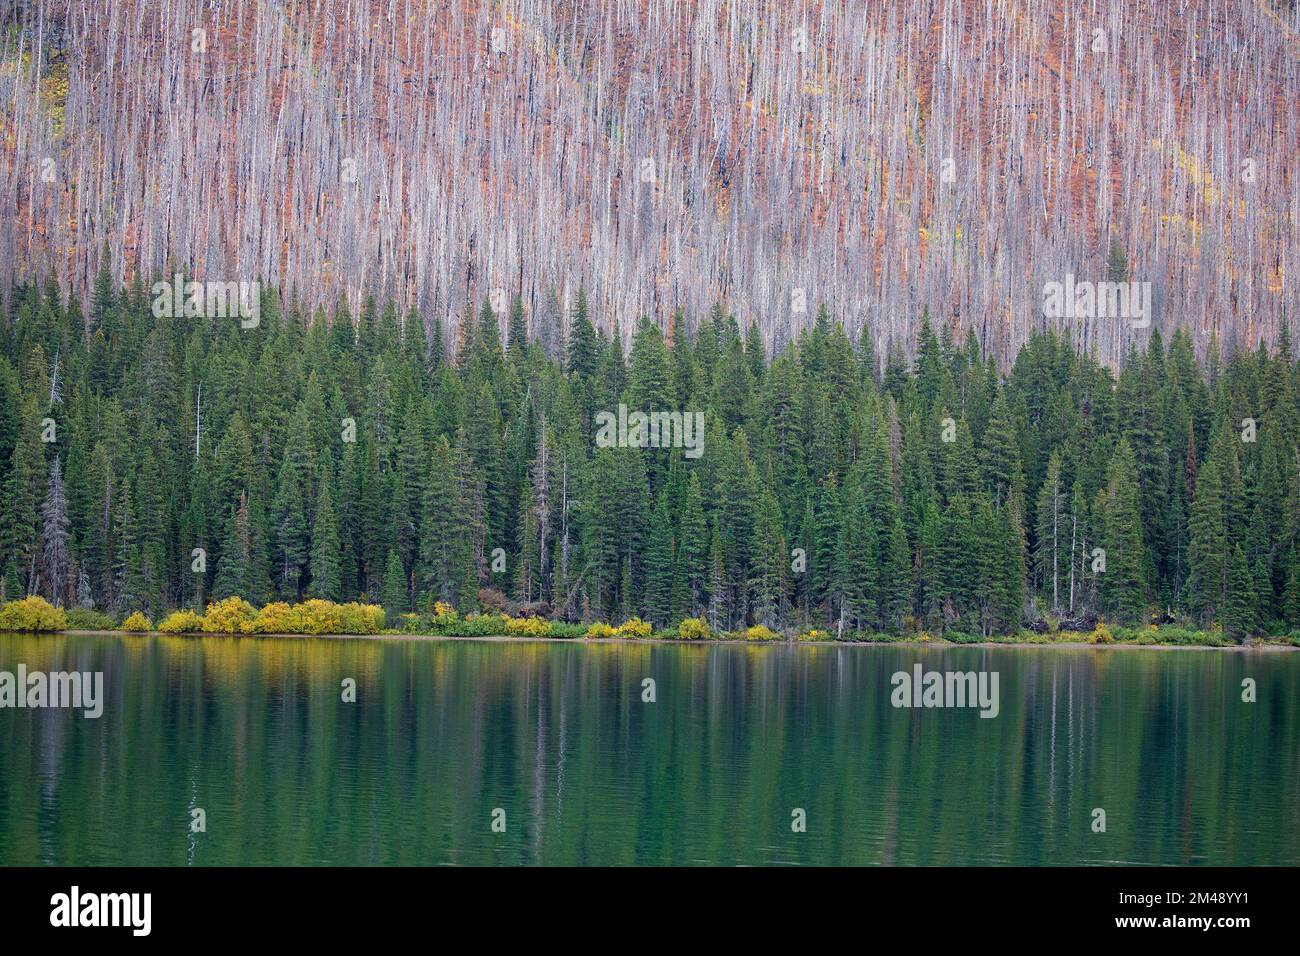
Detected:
left=1223, top=544, right=1256, bottom=638
left=41, top=455, right=71, bottom=607
left=1187, top=460, right=1226, bottom=625
left=420, top=436, right=463, bottom=605
left=643, top=491, right=674, bottom=627
left=1100, top=438, right=1148, bottom=623
left=308, top=478, right=341, bottom=600
left=382, top=550, right=409, bottom=620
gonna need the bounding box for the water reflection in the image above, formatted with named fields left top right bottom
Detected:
left=0, top=635, right=1296, bottom=865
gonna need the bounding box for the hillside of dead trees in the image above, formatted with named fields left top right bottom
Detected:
left=1, top=0, right=1296, bottom=368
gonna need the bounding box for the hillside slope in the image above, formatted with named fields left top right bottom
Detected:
left=1, top=0, right=1296, bottom=366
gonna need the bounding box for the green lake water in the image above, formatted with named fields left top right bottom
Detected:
left=1, top=633, right=1297, bottom=865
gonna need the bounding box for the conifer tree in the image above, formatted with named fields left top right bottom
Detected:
left=643, top=491, right=674, bottom=627
left=1035, top=450, right=1066, bottom=608
left=382, top=550, right=408, bottom=620
left=1100, top=439, right=1148, bottom=623
left=676, top=472, right=708, bottom=618
left=420, top=436, right=463, bottom=605
left=308, top=478, right=341, bottom=600
left=41, top=455, right=70, bottom=607
left=1187, top=460, right=1227, bottom=625
left=1223, top=544, right=1256, bottom=638
left=749, top=485, right=788, bottom=628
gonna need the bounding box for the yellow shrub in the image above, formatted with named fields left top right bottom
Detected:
left=678, top=616, right=710, bottom=640
left=252, top=602, right=302, bottom=634
left=431, top=602, right=460, bottom=631
left=0, top=596, right=67, bottom=632
left=585, top=622, right=616, bottom=639
left=745, top=624, right=780, bottom=641
left=616, top=617, right=652, bottom=639
left=202, top=596, right=258, bottom=634
left=120, top=612, right=153, bottom=633
left=293, top=599, right=342, bottom=634
left=799, top=628, right=829, bottom=641
left=505, top=615, right=551, bottom=637
left=158, top=609, right=204, bottom=634
left=1089, top=622, right=1115, bottom=644
left=336, top=602, right=386, bottom=634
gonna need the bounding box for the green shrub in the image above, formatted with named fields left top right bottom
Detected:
left=0, top=596, right=67, bottom=632
left=158, top=609, right=204, bottom=634
left=1153, top=626, right=1232, bottom=647
left=1015, top=631, right=1053, bottom=644
left=447, top=613, right=508, bottom=636
left=546, top=621, right=586, bottom=639
left=838, top=631, right=900, bottom=643
left=120, top=611, right=153, bottom=632
left=65, top=608, right=117, bottom=630
left=429, top=601, right=460, bottom=633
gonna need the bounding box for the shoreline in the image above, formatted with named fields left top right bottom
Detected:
left=40, top=629, right=1300, bottom=651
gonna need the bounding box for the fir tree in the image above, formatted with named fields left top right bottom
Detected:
left=1100, top=438, right=1148, bottom=623
left=41, top=455, right=70, bottom=607
left=308, top=476, right=341, bottom=600
left=420, top=436, right=463, bottom=605
left=382, top=550, right=409, bottom=620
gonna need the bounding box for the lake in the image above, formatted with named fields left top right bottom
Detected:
left=1, top=633, right=1297, bottom=865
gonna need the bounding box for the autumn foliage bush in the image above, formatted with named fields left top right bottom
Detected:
left=251, top=599, right=384, bottom=635
left=120, top=612, right=153, bottom=632
left=154, top=598, right=386, bottom=636
left=616, top=617, right=653, bottom=639
left=337, top=602, right=386, bottom=634
left=291, top=599, right=341, bottom=634
left=158, top=609, right=204, bottom=634
left=505, top=615, right=551, bottom=637
left=201, top=597, right=258, bottom=634
left=0, top=596, right=67, bottom=632
left=1089, top=622, right=1115, bottom=644
left=430, top=601, right=460, bottom=632
left=251, top=602, right=301, bottom=634
left=677, top=617, right=710, bottom=640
